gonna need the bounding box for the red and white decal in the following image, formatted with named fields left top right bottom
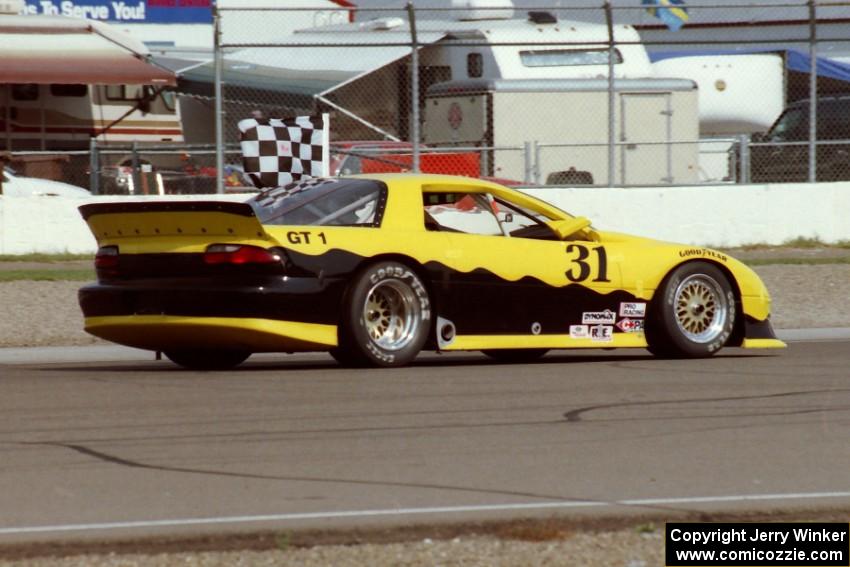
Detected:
left=616, top=318, right=645, bottom=333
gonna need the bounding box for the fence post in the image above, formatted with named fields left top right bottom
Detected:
left=214, top=1, right=225, bottom=194
left=89, top=137, right=99, bottom=195
left=407, top=2, right=420, bottom=173
left=131, top=140, right=140, bottom=196
left=605, top=1, right=616, bottom=187
left=807, top=0, right=817, bottom=183
left=523, top=141, right=533, bottom=184
left=738, top=134, right=751, bottom=184
left=533, top=141, right=542, bottom=185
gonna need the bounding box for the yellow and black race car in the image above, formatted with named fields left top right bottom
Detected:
left=78, top=173, right=784, bottom=369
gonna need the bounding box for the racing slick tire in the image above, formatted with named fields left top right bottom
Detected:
left=482, top=349, right=549, bottom=362
left=337, top=261, right=431, bottom=367
left=646, top=261, right=736, bottom=358
left=328, top=347, right=369, bottom=368
left=164, top=349, right=251, bottom=370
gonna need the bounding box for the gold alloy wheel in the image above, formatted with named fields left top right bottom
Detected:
left=363, top=278, right=422, bottom=351
left=673, top=273, right=729, bottom=343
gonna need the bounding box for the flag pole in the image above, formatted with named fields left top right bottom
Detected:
left=322, top=112, right=330, bottom=177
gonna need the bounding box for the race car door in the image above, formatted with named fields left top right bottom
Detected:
left=422, top=190, right=624, bottom=340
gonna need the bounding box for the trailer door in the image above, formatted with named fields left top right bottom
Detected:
left=620, top=93, right=672, bottom=185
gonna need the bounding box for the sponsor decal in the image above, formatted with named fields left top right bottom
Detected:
left=582, top=309, right=616, bottom=325
left=677, top=248, right=728, bottom=262
left=616, top=318, right=645, bottom=333
left=619, top=302, right=647, bottom=318
left=569, top=325, right=589, bottom=339
left=590, top=325, right=613, bottom=342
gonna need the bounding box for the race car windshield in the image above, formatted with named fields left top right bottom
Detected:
left=249, top=178, right=388, bottom=227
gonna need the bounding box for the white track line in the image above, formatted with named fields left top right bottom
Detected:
left=2, top=491, right=850, bottom=536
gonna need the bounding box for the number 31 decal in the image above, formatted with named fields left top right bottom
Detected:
left=565, top=244, right=611, bottom=283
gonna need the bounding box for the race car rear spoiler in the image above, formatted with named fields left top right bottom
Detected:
left=79, top=201, right=270, bottom=248
left=79, top=200, right=256, bottom=220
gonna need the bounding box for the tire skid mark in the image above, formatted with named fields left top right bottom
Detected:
left=20, top=441, right=591, bottom=504
left=563, top=388, right=850, bottom=422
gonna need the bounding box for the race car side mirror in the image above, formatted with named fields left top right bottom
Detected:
left=547, top=217, right=592, bottom=240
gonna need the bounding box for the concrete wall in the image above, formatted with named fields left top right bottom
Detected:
left=522, top=182, right=850, bottom=248
left=0, top=194, right=245, bottom=255
left=1, top=182, right=848, bottom=255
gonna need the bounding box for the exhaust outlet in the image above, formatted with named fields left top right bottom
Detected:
left=436, top=317, right=456, bottom=349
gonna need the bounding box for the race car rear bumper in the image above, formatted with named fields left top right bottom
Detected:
left=79, top=275, right=345, bottom=323
left=78, top=276, right=345, bottom=352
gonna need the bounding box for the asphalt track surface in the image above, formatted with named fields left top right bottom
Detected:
left=1, top=332, right=849, bottom=545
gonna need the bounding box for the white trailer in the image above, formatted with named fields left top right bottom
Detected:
left=423, top=78, right=700, bottom=185
left=185, top=2, right=656, bottom=143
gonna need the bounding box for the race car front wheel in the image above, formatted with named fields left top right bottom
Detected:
left=164, top=349, right=251, bottom=370
left=647, top=261, right=736, bottom=358
left=337, top=261, right=431, bottom=367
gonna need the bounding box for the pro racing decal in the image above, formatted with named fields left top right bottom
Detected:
left=619, top=302, right=647, bottom=318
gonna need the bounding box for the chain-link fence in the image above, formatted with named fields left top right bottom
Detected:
left=210, top=2, right=850, bottom=188
left=2, top=2, right=849, bottom=193
left=0, top=145, right=252, bottom=196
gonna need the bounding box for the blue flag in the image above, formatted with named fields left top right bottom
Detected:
left=643, top=0, right=689, bottom=31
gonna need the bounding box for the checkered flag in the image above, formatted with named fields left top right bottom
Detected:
left=238, top=115, right=329, bottom=189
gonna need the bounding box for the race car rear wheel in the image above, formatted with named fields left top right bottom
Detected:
left=647, top=262, right=736, bottom=358
left=164, top=349, right=251, bottom=370
left=482, top=349, right=549, bottom=362
left=337, top=261, right=431, bottom=367
left=328, top=347, right=368, bottom=367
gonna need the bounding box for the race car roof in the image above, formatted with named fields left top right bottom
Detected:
left=0, top=15, right=175, bottom=85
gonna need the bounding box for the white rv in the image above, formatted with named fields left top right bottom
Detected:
left=0, top=12, right=181, bottom=151
left=651, top=53, right=785, bottom=136
left=0, top=83, right=182, bottom=152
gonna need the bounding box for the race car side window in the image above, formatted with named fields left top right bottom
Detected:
left=423, top=192, right=502, bottom=235
left=251, top=178, right=387, bottom=227
left=493, top=197, right=560, bottom=241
